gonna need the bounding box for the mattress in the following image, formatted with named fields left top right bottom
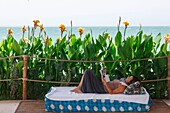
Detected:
left=44, top=87, right=152, bottom=112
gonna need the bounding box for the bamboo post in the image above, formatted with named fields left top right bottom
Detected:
left=168, top=56, right=170, bottom=99
left=23, top=55, right=28, bottom=100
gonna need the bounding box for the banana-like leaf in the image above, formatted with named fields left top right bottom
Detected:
left=0, top=40, right=5, bottom=52
left=118, top=45, right=125, bottom=59
left=135, top=30, right=143, bottom=49
left=115, top=31, right=122, bottom=47
left=16, top=61, right=24, bottom=69
left=154, top=33, right=161, bottom=50
left=97, top=51, right=105, bottom=60
left=135, top=36, right=151, bottom=58
left=110, top=44, right=116, bottom=58
left=96, top=39, right=103, bottom=51
left=0, top=28, right=168, bottom=99
left=162, top=43, right=168, bottom=55
left=0, top=53, right=7, bottom=71
left=70, top=35, right=77, bottom=47
left=12, top=38, right=22, bottom=55
left=0, top=40, right=4, bottom=48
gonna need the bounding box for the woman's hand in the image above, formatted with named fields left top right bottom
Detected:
left=101, top=76, right=107, bottom=85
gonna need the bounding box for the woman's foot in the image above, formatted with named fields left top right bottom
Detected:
left=70, top=87, right=82, bottom=93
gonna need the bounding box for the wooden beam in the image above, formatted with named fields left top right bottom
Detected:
left=23, top=55, right=28, bottom=100
left=168, top=56, right=170, bottom=99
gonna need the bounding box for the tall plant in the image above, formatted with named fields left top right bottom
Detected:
left=0, top=19, right=169, bottom=99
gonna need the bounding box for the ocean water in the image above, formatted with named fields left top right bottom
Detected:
left=0, top=26, right=169, bottom=42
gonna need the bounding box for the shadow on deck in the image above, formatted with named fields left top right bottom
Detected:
left=15, top=100, right=170, bottom=113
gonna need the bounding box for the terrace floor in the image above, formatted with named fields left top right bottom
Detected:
left=15, top=99, right=170, bottom=113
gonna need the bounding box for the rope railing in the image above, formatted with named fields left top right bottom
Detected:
left=0, top=55, right=170, bottom=99
left=0, top=55, right=168, bottom=62
left=26, top=79, right=79, bottom=85
left=0, top=77, right=170, bottom=84
left=0, top=55, right=23, bottom=60
left=0, top=78, right=23, bottom=82
left=29, top=55, right=168, bottom=62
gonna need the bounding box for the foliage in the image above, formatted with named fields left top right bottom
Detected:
left=0, top=25, right=169, bottom=99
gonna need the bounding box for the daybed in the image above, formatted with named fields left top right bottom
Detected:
left=44, top=87, right=152, bottom=112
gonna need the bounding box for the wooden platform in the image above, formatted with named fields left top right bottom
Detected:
left=15, top=100, right=170, bottom=113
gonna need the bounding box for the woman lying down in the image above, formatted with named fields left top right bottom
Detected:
left=71, top=69, right=141, bottom=94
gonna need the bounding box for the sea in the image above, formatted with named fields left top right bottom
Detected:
left=0, top=26, right=169, bottom=43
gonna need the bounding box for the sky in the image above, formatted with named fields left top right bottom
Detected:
left=0, top=0, right=170, bottom=27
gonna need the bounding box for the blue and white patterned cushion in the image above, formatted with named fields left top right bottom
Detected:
left=123, top=81, right=146, bottom=95
left=45, top=97, right=152, bottom=112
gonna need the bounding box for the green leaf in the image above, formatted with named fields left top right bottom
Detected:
left=96, top=39, right=103, bottom=51
left=110, top=44, right=116, bottom=58
left=115, top=31, right=122, bottom=47
left=145, top=36, right=153, bottom=56
left=0, top=53, right=7, bottom=70
left=7, top=35, right=14, bottom=51
left=16, top=61, right=24, bottom=69
left=12, top=39, right=21, bottom=55
left=70, top=35, right=77, bottom=47
left=124, top=37, right=133, bottom=59
left=118, top=45, right=125, bottom=59
left=0, top=40, right=5, bottom=51
left=135, top=31, right=143, bottom=49
left=104, top=54, right=113, bottom=68
left=0, top=40, right=4, bottom=48
left=55, top=59, right=58, bottom=62
left=135, top=35, right=150, bottom=58
left=161, top=43, right=168, bottom=55
left=61, top=49, right=68, bottom=60
left=31, top=38, right=42, bottom=53
left=154, top=33, right=161, bottom=50
left=98, top=51, right=105, bottom=60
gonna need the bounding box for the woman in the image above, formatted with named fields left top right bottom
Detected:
left=71, top=69, right=140, bottom=94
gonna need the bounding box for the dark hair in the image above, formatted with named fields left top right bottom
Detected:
left=84, top=69, right=95, bottom=78
left=128, top=76, right=141, bottom=85
left=102, top=68, right=108, bottom=74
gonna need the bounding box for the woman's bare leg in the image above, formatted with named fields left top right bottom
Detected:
left=70, top=74, right=85, bottom=93
left=77, top=74, right=85, bottom=88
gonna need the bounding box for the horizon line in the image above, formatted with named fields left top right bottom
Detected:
left=1, top=25, right=170, bottom=27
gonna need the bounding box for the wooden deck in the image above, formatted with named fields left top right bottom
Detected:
left=15, top=100, right=170, bottom=113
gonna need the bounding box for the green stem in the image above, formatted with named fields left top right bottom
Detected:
left=90, top=28, right=93, bottom=37
left=28, top=26, right=30, bottom=39
left=123, top=26, right=127, bottom=41
left=118, top=16, right=121, bottom=31
left=22, top=32, right=25, bottom=39
left=70, top=20, right=72, bottom=36
left=39, top=30, right=42, bottom=38
left=61, top=32, right=63, bottom=38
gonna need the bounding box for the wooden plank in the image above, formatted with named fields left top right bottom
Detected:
left=15, top=100, right=170, bottom=113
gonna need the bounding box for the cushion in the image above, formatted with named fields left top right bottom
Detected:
left=123, top=81, right=146, bottom=95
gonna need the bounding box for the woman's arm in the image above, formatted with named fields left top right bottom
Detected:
left=102, top=77, right=126, bottom=94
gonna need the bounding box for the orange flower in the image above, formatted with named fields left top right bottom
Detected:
left=33, top=19, right=40, bottom=28
left=44, top=37, right=50, bottom=45
left=164, top=34, right=170, bottom=43
left=22, top=26, right=26, bottom=33
left=123, top=21, right=130, bottom=27
left=38, top=23, right=44, bottom=31
left=59, top=24, right=66, bottom=34
left=8, top=28, right=13, bottom=34
left=78, top=28, right=84, bottom=36
left=57, top=36, right=62, bottom=42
